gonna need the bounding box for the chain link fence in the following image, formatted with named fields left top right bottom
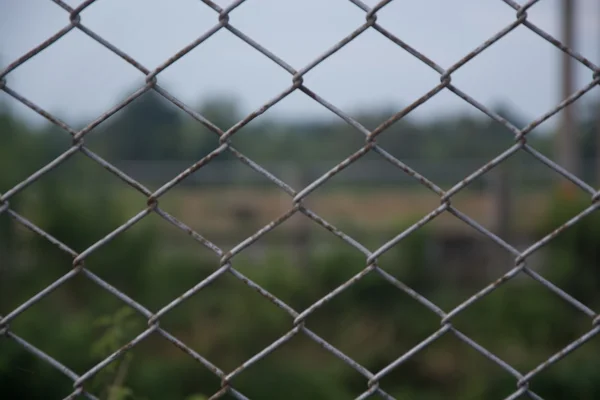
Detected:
left=1, top=0, right=599, bottom=399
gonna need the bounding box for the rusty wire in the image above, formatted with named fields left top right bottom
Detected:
left=1, top=0, right=600, bottom=399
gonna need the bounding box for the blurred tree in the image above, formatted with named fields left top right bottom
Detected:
left=92, top=91, right=184, bottom=161
left=180, top=95, right=241, bottom=161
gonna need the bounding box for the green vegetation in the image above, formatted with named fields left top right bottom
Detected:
left=1, top=97, right=599, bottom=399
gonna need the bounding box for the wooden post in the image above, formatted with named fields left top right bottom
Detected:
left=492, top=163, right=513, bottom=273
left=284, top=163, right=311, bottom=268
left=493, top=164, right=511, bottom=240
left=557, top=0, right=578, bottom=199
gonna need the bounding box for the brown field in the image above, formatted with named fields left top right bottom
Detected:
left=156, top=187, right=552, bottom=239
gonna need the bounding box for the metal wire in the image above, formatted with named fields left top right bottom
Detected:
left=1, top=1, right=599, bottom=399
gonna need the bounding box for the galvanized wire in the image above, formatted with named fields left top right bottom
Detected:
left=1, top=1, right=599, bottom=399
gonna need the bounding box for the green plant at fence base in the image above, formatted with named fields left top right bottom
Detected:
left=90, top=307, right=142, bottom=400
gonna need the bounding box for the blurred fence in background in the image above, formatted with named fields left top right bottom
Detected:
left=114, top=158, right=600, bottom=188
left=1, top=1, right=600, bottom=399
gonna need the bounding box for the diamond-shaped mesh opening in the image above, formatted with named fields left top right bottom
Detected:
left=373, top=209, right=512, bottom=304
left=304, top=269, right=440, bottom=370
left=3, top=28, right=144, bottom=126
left=230, top=331, right=366, bottom=399
left=157, top=272, right=294, bottom=372
left=0, top=336, right=76, bottom=399
left=451, top=274, right=591, bottom=372
left=525, top=333, right=600, bottom=399
left=0, top=2, right=66, bottom=70
left=303, top=28, right=440, bottom=116
left=7, top=152, right=148, bottom=252
left=79, top=0, right=214, bottom=69
left=515, top=1, right=600, bottom=67
left=95, top=331, right=224, bottom=400
left=374, top=89, right=520, bottom=196
left=377, top=331, right=519, bottom=399
left=372, top=0, right=517, bottom=68
left=227, top=0, right=365, bottom=68
left=0, top=113, right=72, bottom=189
left=84, top=88, right=232, bottom=194
left=0, top=217, right=73, bottom=314
left=7, top=273, right=147, bottom=374
left=229, top=89, right=360, bottom=169
left=451, top=23, right=593, bottom=120
left=157, top=27, right=291, bottom=115
left=520, top=85, right=600, bottom=179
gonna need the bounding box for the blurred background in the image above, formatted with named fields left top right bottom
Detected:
left=1, top=0, right=600, bottom=399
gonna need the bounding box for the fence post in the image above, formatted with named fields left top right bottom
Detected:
left=493, top=164, right=511, bottom=239
left=491, top=162, right=513, bottom=273
left=283, top=163, right=311, bottom=268
left=557, top=0, right=578, bottom=198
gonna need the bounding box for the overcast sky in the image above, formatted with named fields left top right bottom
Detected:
left=1, top=0, right=599, bottom=129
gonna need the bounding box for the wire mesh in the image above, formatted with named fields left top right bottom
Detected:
left=1, top=1, right=599, bottom=399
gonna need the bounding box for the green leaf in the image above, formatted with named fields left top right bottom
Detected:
left=185, top=395, right=208, bottom=400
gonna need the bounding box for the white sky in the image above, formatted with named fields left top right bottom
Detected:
left=0, top=0, right=599, bottom=128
